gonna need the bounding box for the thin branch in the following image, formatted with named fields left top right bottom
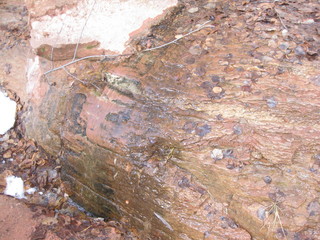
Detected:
left=73, top=0, right=97, bottom=61
left=62, top=66, right=100, bottom=90
left=273, top=0, right=288, bottom=30
left=51, top=23, right=65, bottom=69
left=44, top=53, right=130, bottom=75
left=142, top=20, right=215, bottom=52
left=44, top=19, right=215, bottom=75
left=275, top=8, right=288, bottom=30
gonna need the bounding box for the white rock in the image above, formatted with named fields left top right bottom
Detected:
left=4, top=176, right=26, bottom=199
left=204, top=3, right=216, bottom=9
left=281, top=29, right=288, bottom=37
left=0, top=90, right=16, bottom=135
left=211, top=148, right=224, bottom=160
left=188, top=7, right=199, bottom=13
left=301, top=19, right=314, bottom=24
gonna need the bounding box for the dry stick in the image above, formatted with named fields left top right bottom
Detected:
left=72, top=0, right=97, bottom=61
left=273, top=0, right=288, bottom=30
left=62, top=66, right=100, bottom=90
left=51, top=23, right=65, bottom=69
left=44, top=53, right=130, bottom=75
left=44, top=20, right=214, bottom=75
left=275, top=8, right=288, bottom=30
left=142, top=20, right=214, bottom=52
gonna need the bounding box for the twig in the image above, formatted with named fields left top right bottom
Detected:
left=44, top=53, right=130, bottom=75
left=72, top=0, right=97, bottom=61
left=274, top=8, right=288, bottom=30
left=51, top=23, right=65, bottom=69
left=142, top=20, right=215, bottom=52
left=62, top=66, right=100, bottom=90
left=44, top=19, right=215, bottom=75
left=273, top=1, right=288, bottom=30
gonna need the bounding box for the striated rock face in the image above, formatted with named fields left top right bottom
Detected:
left=4, top=0, right=320, bottom=239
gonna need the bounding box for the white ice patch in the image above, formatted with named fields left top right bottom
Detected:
left=4, top=176, right=26, bottom=199
left=0, top=90, right=16, bottom=135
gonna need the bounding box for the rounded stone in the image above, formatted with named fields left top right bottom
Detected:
left=263, top=176, right=272, bottom=184
left=211, top=148, right=224, bottom=160
left=212, top=86, right=223, bottom=94
left=188, top=7, right=199, bottom=13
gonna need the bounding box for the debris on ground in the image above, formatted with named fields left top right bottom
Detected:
left=0, top=90, right=137, bottom=239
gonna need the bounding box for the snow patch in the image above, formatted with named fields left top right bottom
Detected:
left=30, top=0, right=178, bottom=53
left=0, top=90, right=16, bottom=135
left=4, top=176, right=26, bottom=199
left=26, top=187, right=37, bottom=195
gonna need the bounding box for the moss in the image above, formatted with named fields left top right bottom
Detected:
left=86, top=45, right=97, bottom=49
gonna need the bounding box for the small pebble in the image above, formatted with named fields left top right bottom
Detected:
left=301, top=19, right=314, bottom=24
left=294, top=46, right=306, bottom=56
left=257, top=208, right=266, bottom=220
left=233, top=125, right=242, bottom=135
left=189, top=45, right=202, bottom=55
left=266, top=97, right=277, bottom=108
left=281, top=29, right=288, bottom=37
left=262, top=56, right=274, bottom=62
left=251, top=151, right=262, bottom=159
left=279, top=42, right=289, bottom=50
left=211, top=75, right=222, bottom=84
left=211, top=148, right=224, bottom=161
left=218, top=60, right=229, bottom=66
left=212, top=86, right=223, bottom=94
left=69, top=67, right=76, bottom=74
left=223, top=149, right=234, bottom=158
left=311, top=75, right=320, bottom=86
left=188, top=7, right=199, bottom=13
left=268, top=40, right=277, bottom=48
left=204, top=3, right=216, bottom=9
left=263, top=176, right=272, bottom=184
left=226, top=163, right=235, bottom=169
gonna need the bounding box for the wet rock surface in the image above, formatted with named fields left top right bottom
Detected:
left=2, top=0, right=320, bottom=239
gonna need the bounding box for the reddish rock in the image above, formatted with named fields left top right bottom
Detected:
left=2, top=0, right=320, bottom=239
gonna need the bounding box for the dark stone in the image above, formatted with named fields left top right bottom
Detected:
left=266, top=97, right=277, bottom=108
left=223, top=149, right=234, bottom=158
left=211, top=75, right=223, bottom=83
left=263, top=176, right=272, bottom=184
left=178, top=176, right=191, bottom=188
left=233, top=125, right=242, bottom=135
left=295, top=46, right=306, bottom=56
left=184, top=57, right=196, bottom=64
left=200, top=81, right=214, bottom=89
left=105, top=110, right=131, bottom=125
left=182, top=121, right=197, bottom=133
left=194, top=66, right=206, bottom=77
left=195, top=124, right=211, bottom=137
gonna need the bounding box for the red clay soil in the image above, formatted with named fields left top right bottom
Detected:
left=0, top=195, right=41, bottom=240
